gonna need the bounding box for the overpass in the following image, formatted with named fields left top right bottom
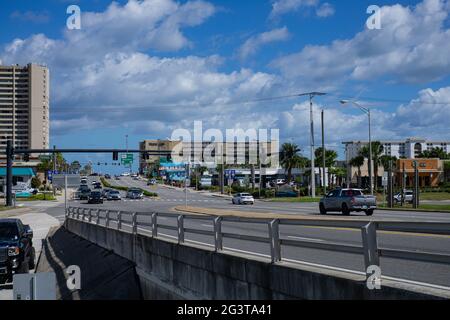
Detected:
left=37, top=206, right=450, bottom=300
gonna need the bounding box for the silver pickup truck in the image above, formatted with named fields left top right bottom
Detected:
left=319, top=188, right=377, bottom=216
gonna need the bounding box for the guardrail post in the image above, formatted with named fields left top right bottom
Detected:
left=269, top=219, right=281, bottom=263
left=177, top=215, right=185, bottom=244
left=96, top=210, right=101, bottom=225
left=76, top=208, right=80, bottom=220
left=151, top=213, right=157, bottom=238
left=213, top=217, right=223, bottom=251
left=117, top=211, right=122, bottom=230
left=361, top=222, right=380, bottom=271
left=105, top=210, right=110, bottom=228
left=82, top=209, right=86, bottom=221
left=88, top=209, right=92, bottom=223
left=132, top=212, right=138, bottom=234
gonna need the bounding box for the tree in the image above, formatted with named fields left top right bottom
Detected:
left=380, top=155, right=398, bottom=171
left=36, top=159, right=52, bottom=184
left=359, top=141, right=384, bottom=190
left=349, top=155, right=365, bottom=188
left=280, top=143, right=302, bottom=184
left=315, top=147, right=338, bottom=187
left=419, top=147, right=449, bottom=160
left=30, top=176, right=41, bottom=189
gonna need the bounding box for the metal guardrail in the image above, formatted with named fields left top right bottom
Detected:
left=65, top=206, right=450, bottom=279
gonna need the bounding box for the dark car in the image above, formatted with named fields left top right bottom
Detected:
left=88, top=191, right=104, bottom=204
left=126, top=188, right=144, bottom=199
left=104, top=174, right=111, bottom=179
left=78, top=185, right=91, bottom=200
left=0, top=219, right=35, bottom=283
left=94, top=182, right=102, bottom=189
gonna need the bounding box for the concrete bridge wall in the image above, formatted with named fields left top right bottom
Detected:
left=65, top=218, right=444, bottom=300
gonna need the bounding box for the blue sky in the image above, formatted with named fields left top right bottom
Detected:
left=1, top=0, right=450, bottom=173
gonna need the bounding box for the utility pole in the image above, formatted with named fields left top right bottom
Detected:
left=6, top=140, right=13, bottom=207
left=53, top=145, right=56, bottom=196
left=321, top=110, right=326, bottom=195
left=298, top=92, right=327, bottom=198
left=413, top=160, right=420, bottom=209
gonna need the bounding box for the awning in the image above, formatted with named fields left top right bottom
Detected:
left=0, top=167, right=36, bottom=177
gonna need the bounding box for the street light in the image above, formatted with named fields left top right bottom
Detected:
left=298, top=92, right=327, bottom=198
left=340, top=100, right=373, bottom=195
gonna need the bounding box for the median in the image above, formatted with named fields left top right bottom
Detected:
left=100, top=177, right=158, bottom=197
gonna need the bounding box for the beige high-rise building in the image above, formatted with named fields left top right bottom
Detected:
left=0, top=63, right=49, bottom=158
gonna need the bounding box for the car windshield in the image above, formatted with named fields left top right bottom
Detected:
left=241, top=193, right=251, bottom=197
left=110, top=191, right=119, bottom=194
left=91, top=192, right=101, bottom=196
left=0, top=223, right=19, bottom=242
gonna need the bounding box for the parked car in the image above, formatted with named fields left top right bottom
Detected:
left=0, top=219, right=36, bottom=282
left=147, top=179, right=157, bottom=186
left=115, top=176, right=121, bottom=180
left=232, top=193, right=255, bottom=205
left=88, top=191, right=104, bottom=204
left=319, top=188, right=377, bottom=216
left=392, top=190, right=414, bottom=204
left=101, top=188, right=111, bottom=198
left=107, top=190, right=121, bottom=201
left=104, top=174, right=111, bottom=179
left=126, top=188, right=143, bottom=199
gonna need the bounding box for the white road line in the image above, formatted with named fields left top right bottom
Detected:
left=287, top=236, right=325, bottom=242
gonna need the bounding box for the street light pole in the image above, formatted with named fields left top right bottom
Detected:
left=340, top=100, right=373, bottom=195
left=298, top=92, right=327, bottom=198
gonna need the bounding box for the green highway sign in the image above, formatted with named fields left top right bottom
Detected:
left=39, top=155, right=51, bottom=161
left=121, top=153, right=134, bottom=165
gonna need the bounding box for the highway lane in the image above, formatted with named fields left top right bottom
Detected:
left=60, top=176, right=450, bottom=288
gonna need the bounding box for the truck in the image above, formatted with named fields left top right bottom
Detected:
left=319, top=188, right=377, bottom=216
left=0, top=219, right=36, bottom=283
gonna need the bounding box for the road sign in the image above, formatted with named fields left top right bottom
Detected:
left=121, top=153, right=133, bottom=165
left=382, top=173, right=388, bottom=187
left=39, top=155, right=51, bottom=161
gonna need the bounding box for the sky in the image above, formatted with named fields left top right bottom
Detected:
left=1, top=0, right=450, bottom=173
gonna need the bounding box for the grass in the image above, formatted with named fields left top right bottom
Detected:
left=267, top=197, right=321, bottom=203
left=16, top=193, right=56, bottom=201
left=419, top=192, right=450, bottom=201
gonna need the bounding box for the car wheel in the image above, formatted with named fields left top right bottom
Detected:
left=28, top=247, right=36, bottom=270
left=342, top=203, right=350, bottom=216
left=319, top=203, right=327, bottom=215
left=365, top=209, right=374, bottom=216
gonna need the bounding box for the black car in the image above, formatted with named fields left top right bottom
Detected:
left=88, top=191, right=104, bottom=204
left=78, top=186, right=91, bottom=200
left=0, top=219, right=35, bottom=282
left=94, top=182, right=102, bottom=189
left=104, top=174, right=111, bottom=179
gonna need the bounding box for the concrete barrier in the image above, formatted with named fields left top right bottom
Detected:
left=65, top=218, right=449, bottom=300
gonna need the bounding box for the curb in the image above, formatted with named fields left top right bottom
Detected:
left=377, top=207, right=450, bottom=214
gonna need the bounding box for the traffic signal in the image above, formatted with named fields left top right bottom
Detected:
left=23, top=153, right=30, bottom=162
left=113, top=151, right=118, bottom=161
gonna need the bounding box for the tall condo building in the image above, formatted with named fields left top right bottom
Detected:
left=0, top=63, right=49, bottom=157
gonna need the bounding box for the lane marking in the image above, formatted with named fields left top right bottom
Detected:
left=287, top=236, right=325, bottom=242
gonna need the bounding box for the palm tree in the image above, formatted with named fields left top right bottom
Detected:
left=349, top=155, right=365, bottom=188
left=380, top=155, right=398, bottom=171
left=360, top=141, right=384, bottom=190
left=280, top=143, right=302, bottom=184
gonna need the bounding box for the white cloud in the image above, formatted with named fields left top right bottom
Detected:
left=237, top=27, right=290, bottom=60
left=316, top=2, right=335, bottom=18
left=269, top=0, right=319, bottom=19
left=272, top=0, right=450, bottom=84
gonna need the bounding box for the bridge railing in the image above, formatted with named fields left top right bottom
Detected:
left=65, top=206, right=450, bottom=278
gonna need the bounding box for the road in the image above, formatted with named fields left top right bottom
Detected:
left=53, top=176, right=450, bottom=289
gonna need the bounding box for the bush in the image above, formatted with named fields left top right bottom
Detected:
left=31, top=176, right=41, bottom=189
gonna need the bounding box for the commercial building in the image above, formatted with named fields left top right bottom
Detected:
left=0, top=63, right=50, bottom=158
left=396, top=159, right=444, bottom=188
left=139, top=139, right=278, bottom=175
left=343, top=138, right=450, bottom=161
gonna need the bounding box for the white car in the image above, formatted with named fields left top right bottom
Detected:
left=232, top=193, right=255, bottom=205
left=121, top=172, right=130, bottom=177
